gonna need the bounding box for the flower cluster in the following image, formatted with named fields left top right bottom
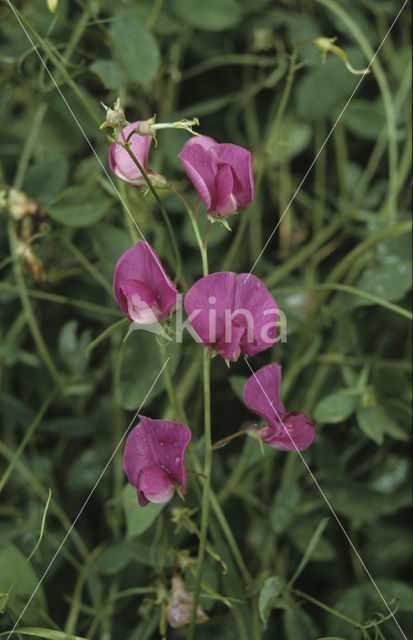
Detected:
left=109, top=118, right=314, bottom=514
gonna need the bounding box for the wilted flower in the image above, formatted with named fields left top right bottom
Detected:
left=184, top=272, right=278, bottom=361
left=113, top=240, right=179, bottom=324
left=243, top=363, right=314, bottom=451
left=109, top=121, right=166, bottom=188
left=123, top=416, right=191, bottom=506
left=166, top=575, right=208, bottom=629
left=178, top=136, right=254, bottom=219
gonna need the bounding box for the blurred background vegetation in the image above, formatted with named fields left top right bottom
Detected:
left=0, top=0, right=411, bottom=639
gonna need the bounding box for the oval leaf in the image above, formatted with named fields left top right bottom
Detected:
left=314, top=391, right=357, bottom=424
left=258, top=576, right=284, bottom=626
left=109, top=12, right=160, bottom=85
left=47, top=187, right=110, bottom=227
left=122, top=484, right=166, bottom=537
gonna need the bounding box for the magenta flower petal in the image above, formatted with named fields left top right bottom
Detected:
left=123, top=416, right=191, bottom=506
left=243, top=363, right=285, bottom=424
left=178, top=143, right=215, bottom=212
left=243, top=364, right=315, bottom=452
left=214, top=144, right=254, bottom=209
left=109, top=122, right=152, bottom=186
left=262, top=411, right=315, bottom=452
left=184, top=272, right=278, bottom=361
left=113, top=241, right=179, bottom=323
left=182, top=135, right=217, bottom=153
left=138, top=466, right=175, bottom=504
left=179, top=136, right=254, bottom=218
left=109, top=121, right=166, bottom=188
left=214, top=164, right=237, bottom=216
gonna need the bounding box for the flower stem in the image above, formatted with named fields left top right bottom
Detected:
left=293, top=588, right=364, bottom=629
left=170, top=186, right=208, bottom=276
left=187, top=349, right=212, bottom=640
left=116, top=136, right=184, bottom=286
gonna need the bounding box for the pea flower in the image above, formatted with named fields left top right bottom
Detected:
left=109, top=121, right=166, bottom=188
left=178, top=136, right=254, bottom=219
left=184, top=272, right=278, bottom=361
left=123, top=416, right=191, bottom=506
left=113, top=240, right=179, bottom=324
left=243, top=363, right=315, bottom=451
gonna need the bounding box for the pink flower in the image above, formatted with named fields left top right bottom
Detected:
left=178, top=136, right=254, bottom=219
left=113, top=240, right=179, bottom=323
left=109, top=121, right=166, bottom=188
left=243, top=363, right=315, bottom=451
left=123, top=416, right=191, bottom=506
left=184, top=272, right=278, bottom=361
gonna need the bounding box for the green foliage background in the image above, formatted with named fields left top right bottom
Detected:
left=0, top=0, right=411, bottom=639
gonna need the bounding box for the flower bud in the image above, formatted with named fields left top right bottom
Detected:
left=100, top=98, right=129, bottom=131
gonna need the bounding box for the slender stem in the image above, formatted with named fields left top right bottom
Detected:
left=293, top=588, right=364, bottom=629
left=256, top=47, right=298, bottom=196
left=170, top=186, right=208, bottom=276
left=317, top=0, right=398, bottom=220
left=158, top=341, right=185, bottom=422
left=63, top=237, right=113, bottom=295
left=116, top=138, right=183, bottom=286
left=7, top=1, right=99, bottom=125
left=203, top=220, right=211, bottom=248
left=264, top=216, right=343, bottom=287
left=187, top=350, right=212, bottom=640
left=7, top=223, right=63, bottom=387
left=0, top=282, right=121, bottom=317
left=0, top=388, right=58, bottom=494
left=222, top=48, right=298, bottom=271
left=212, top=427, right=248, bottom=449
left=209, top=492, right=252, bottom=585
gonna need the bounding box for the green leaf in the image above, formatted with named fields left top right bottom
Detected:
left=322, top=480, right=410, bottom=522
left=341, top=99, right=386, bottom=140
left=328, top=586, right=364, bottom=640
left=170, top=0, right=242, bottom=31
left=354, top=262, right=412, bottom=304
left=271, top=484, right=301, bottom=535
left=47, top=187, right=110, bottom=227
left=229, top=375, right=248, bottom=402
left=0, top=545, right=47, bottom=625
left=0, top=629, right=90, bottom=639
left=258, top=576, right=284, bottom=626
left=289, top=518, right=329, bottom=584
left=94, top=543, right=135, bottom=575
left=58, top=320, right=91, bottom=374
left=356, top=405, right=390, bottom=444
left=362, top=579, right=413, bottom=613
left=114, top=331, right=180, bottom=410
left=23, top=156, right=69, bottom=205
left=296, top=54, right=358, bottom=122
left=109, top=12, right=160, bottom=85
left=284, top=608, right=318, bottom=640
left=289, top=518, right=335, bottom=562
left=90, top=59, right=127, bottom=90
left=122, top=484, right=166, bottom=537
left=314, top=391, right=357, bottom=424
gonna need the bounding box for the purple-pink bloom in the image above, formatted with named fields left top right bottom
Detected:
left=123, top=416, right=191, bottom=507
left=113, top=240, right=179, bottom=323
left=243, top=363, right=314, bottom=451
left=109, top=121, right=166, bottom=188
left=178, top=136, right=254, bottom=219
left=184, top=272, right=278, bottom=361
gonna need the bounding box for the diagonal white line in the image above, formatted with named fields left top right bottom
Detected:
left=6, top=358, right=170, bottom=639
left=5, top=0, right=173, bottom=287
left=247, top=0, right=408, bottom=279
left=243, top=357, right=408, bottom=640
